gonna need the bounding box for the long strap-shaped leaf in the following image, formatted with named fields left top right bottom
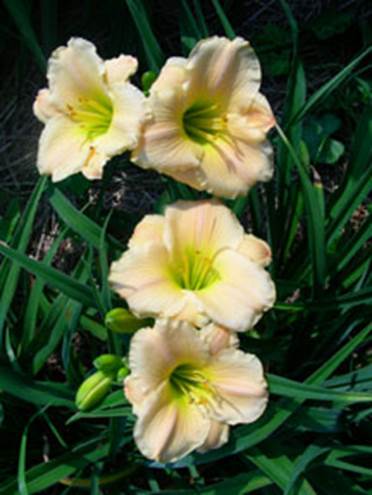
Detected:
left=0, top=242, right=96, bottom=308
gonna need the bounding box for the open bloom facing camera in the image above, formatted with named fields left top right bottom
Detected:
left=109, top=200, right=275, bottom=332
left=34, top=37, right=146, bottom=182
left=125, top=320, right=268, bottom=463
left=132, top=36, right=275, bottom=198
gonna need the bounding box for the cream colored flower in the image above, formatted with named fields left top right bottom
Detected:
left=33, top=37, right=146, bottom=182
left=109, top=200, right=275, bottom=332
left=125, top=319, right=268, bottom=463
left=132, top=36, right=274, bottom=199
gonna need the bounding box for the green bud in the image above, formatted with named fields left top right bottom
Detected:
left=93, top=354, right=123, bottom=374
left=75, top=371, right=113, bottom=411
left=116, top=366, right=130, bottom=382
left=105, top=308, right=151, bottom=334
left=141, top=71, right=157, bottom=94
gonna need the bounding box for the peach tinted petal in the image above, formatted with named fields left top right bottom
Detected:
left=134, top=383, right=209, bottom=463
left=94, top=82, right=146, bottom=154
left=33, top=89, right=59, bottom=123
left=197, top=250, right=276, bottom=332
left=128, top=215, right=165, bottom=248
left=238, top=234, right=272, bottom=267
left=187, top=37, right=261, bottom=106
left=132, top=89, right=202, bottom=171
left=104, top=55, right=138, bottom=85
left=128, top=320, right=209, bottom=385
left=163, top=200, right=244, bottom=257
left=227, top=93, right=275, bottom=143
left=47, top=37, right=107, bottom=106
left=151, top=57, right=188, bottom=94
left=200, top=324, right=239, bottom=355
left=207, top=348, right=268, bottom=425
left=109, top=244, right=184, bottom=319
left=197, top=420, right=229, bottom=453
left=37, top=115, right=89, bottom=182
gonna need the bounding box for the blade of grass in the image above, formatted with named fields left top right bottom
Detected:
left=0, top=242, right=96, bottom=308
left=125, top=0, right=164, bottom=71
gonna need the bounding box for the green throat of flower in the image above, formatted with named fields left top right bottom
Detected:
left=170, top=364, right=212, bottom=403
left=68, top=95, right=113, bottom=140
left=183, top=100, right=225, bottom=145
left=172, top=248, right=220, bottom=291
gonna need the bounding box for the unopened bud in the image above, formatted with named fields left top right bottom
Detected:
left=75, top=371, right=113, bottom=411
left=105, top=308, right=151, bottom=334
left=141, top=71, right=157, bottom=94
left=93, top=354, right=123, bottom=374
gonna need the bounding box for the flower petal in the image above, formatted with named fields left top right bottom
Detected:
left=47, top=37, right=107, bottom=106
left=207, top=348, right=268, bottom=425
left=199, top=138, right=273, bottom=199
left=94, top=82, right=146, bottom=154
left=126, top=320, right=209, bottom=407
left=197, top=420, right=229, bottom=453
left=238, top=234, right=272, bottom=267
left=37, top=115, right=91, bottom=182
left=33, top=88, right=59, bottom=123
left=151, top=57, right=188, bottom=94
left=163, top=200, right=244, bottom=258
left=132, top=88, right=202, bottom=171
left=104, top=55, right=138, bottom=85
left=227, top=92, right=275, bottom=144
left=197, top=250, right=276, bottom=332
left=109, top=244, right=185, bottom=319
left=128, top=214, right=165, bottom=249
left=200, top=324, right=239, bottom=355
left=187, top=37, right=261, bottom=107
left=134, top=382, right=209, bottom=463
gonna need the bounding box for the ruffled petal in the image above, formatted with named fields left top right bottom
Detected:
left=127, top=320, right=209, bottom=387
left=237, top=234, right=272, bottom=267
left=207, top=348, right=268, bottom=425
left=227, top=92, right=275, bottom=143
left=200, top=324, right=239, bottom=355
left=197, top=250, right=276, bottom=332
left=33, top=88, right=59, bottom=123
left=134, top=382, right=209, bottom=463
left=104, top=55, right=138, bottom=85
left=109, top=244, right=185, bottom=319
left=151, top=57, right=188, bottom=94
left=199, top=137, right=273, bottom=199
left=128, top=214, right=165, bottom=249
left=163, top=200, right=244, bottom=258
left=47, top=37, right=107, bottom=106
left=94, top=82, right=146, bottom=154
left=197, top=420, right=229, bottom=453
left=37, top=115, right=90, bottom=182
left=186, top=37, right=261, bottom=108
left=132, top=88, right=202, bottom=171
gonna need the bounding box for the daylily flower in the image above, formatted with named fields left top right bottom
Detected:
left=125, top=319, right=268, bottom=463
left=132, top=36, right=274, bottom=198
left=109, top=200, right=275, bottom=332
left=33, top=37, right=146, bottom=182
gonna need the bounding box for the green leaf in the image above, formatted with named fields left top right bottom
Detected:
left=0, top=242, right=96, bottom=308
left=125, top=0, right=164, bottom=71
left=0, top=365, right=75, bottom=408
left=0, top=177, right=47, bottom=345
left=47, top=186, right=122, bottom=250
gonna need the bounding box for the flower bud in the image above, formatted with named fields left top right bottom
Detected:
left=75, top=371, right=113, bottom=411
left=105, top=308, right=151, bottom=334
left=116, top=366, right=130, bottom=382
left=93, top=354, right=123, bottom=374
left=141, top=71, right=157, bottom=94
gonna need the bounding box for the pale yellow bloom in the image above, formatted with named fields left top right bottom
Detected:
left=125, top=319, right=268, bottom=462
left=132, top=36, right=274, bottom=199
left=109, top=200, right=275, bottom=332
left=34, top=37, right=146, bottom=182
